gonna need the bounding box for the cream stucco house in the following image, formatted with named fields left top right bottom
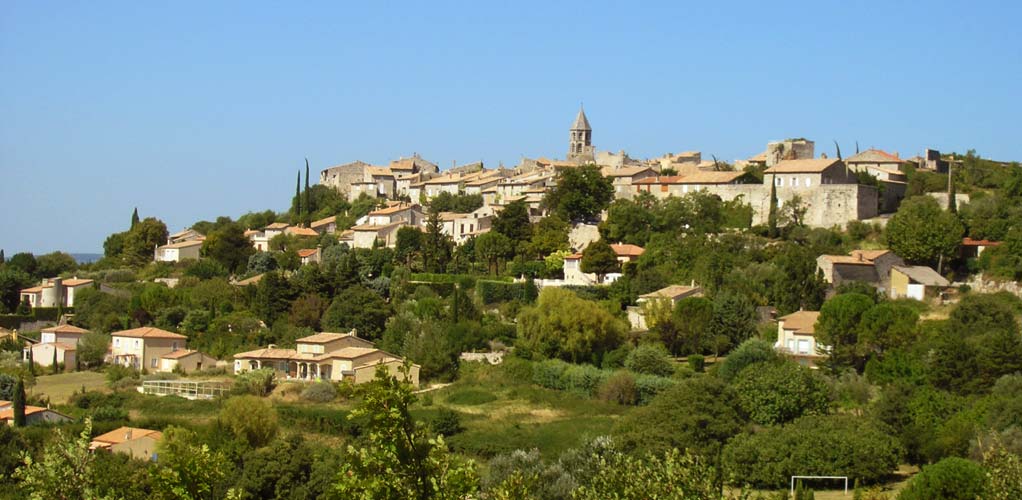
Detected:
left=774, top=310, right=827, bottom=367
left=90, top=427, right=162, bottom=461
left=19, top=277, right=94, bottom=308
left=233, top=331, right=420, bottom=387
left=110, top=327, right=188, bottom=371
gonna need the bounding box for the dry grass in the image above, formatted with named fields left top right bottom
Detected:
left=30, top=370, right=107, bottom=404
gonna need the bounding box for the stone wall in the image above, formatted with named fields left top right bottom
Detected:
left=695, top=183, right=877, bottom=228
left=320, top=161, right=370, bottom=197
left=965, top=274, right=1022, bottom=299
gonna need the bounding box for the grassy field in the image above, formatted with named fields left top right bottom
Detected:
left=30, top=371, right=107, bottom=404
left=430, top=361, right=631, bottom=459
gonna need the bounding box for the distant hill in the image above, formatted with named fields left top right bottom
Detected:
left=71, top=253, right=103, bottom=264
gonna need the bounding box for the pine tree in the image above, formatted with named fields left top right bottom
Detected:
left=12, top=377, right=25, bottom=427
left=131, top=207, right=140, bottom=228
left=304, top=158, right=312, bottom=226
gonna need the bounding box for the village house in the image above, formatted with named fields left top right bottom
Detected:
left=350, top=222, right=404, bottom=249
left=562, top=243, right=645, bottom=286
left=298, top=248, right=322, bottom=265
left=628, top=284, right=704, bottom=330
left=816, top=249, right=904, bottom=291
left=602, top=166, right=657, bottom=199
left=19, top=277, right=94, bottom=308
left=25, top=324, right=90, bottom=370
left=233, top=331, right=420, bottom=386
left=154, top=239, right=204, bottom=262
left=633, top=171, right=758, bottom=199
left=90, top=427, right=162, bottom=461
left=844, top=149, right=909, bottom=182
left=310, top=216, right=337, bottom=235
left=774, top=310, right=827, bottom=367
left=364, top=202, right=423, bottom=226
left=109, top=327, right=188, bottom=371
left=889, top=266, right=951, bottom=301
left=961, top=237, right=1001, bottom=259
left=167, top=228, right=204, bottom=244
left=159, top=349, right=219, bottom=374
left=439, top=208, right=493, bottom=244
left=0, top=400, right=72, bottom=426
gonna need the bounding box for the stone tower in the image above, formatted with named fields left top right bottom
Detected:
left=568, top=106, right=594, bottom=162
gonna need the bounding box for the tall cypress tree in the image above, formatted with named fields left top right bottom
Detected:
left=52, top=348, right=59, bottom=374
left=304, top=158, right=312, bottom=226
left=12, top=377, right=25, bottom=427
left=768, top=180, right=779, bottom=237
left=0, top=249, right=5, bottom=264
left=27, top=349, right=35, bottom=376
left=131, top=207, right=140, bottom=228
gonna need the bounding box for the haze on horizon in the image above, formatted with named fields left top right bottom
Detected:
left=1, top=1, right=1020, bottom=255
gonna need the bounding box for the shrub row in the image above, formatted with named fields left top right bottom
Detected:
left=276, top=404, right=357, bottom=436
left=532, top=359, right=677, bottom=404
left=0, top=315, right=31, bottom=330
left=477, top=280, right=539, bottom=304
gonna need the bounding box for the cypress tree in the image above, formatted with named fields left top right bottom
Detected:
left=768, top=180, right=779, bottom=237
left=131, top=207, right=140, bottom=228
left=52, top=347, right=58, bottom=374
left=27, top=348, right=35, bottom=376
left=12, top=378, right=25, bottom=427
left=948, top=173, right=958, bottom=214
left=304, top=158, right=311, bottom=226
left=0, top=248, right=5, bottom=264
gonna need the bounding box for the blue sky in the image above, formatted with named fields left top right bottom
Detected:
left=2, top=1, right=1020, bottom=254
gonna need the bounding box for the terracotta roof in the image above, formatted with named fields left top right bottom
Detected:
left=893, top=266, right=950, bottom=287
left=265, top=222, right=290, bottom=230
left=639, top=285, right=702, bottom=301
left=160, top=349, right=210, bottom=360
left=297, top=332, right=362, bottom=344
left=365, top=166, right=394, bottom=177
left=821, top=249, right=892, bottom=266
left=91, top=427, right=162, bottom=446
left=748, top=151, right=768, bottom=162
left=286, top=227, right=319, bottom=237
left=310, top=216, right=336, bottom=229
left=764, top=158, right=841, bottom=174
left=351, top=222, right=403, bottom=232
left=234, top=274, right=264, bottom=286
left=369, top=203, right=418, bottom=216
left=21, top=278, right=95, bottom=293
left=779, top=311, right=820, bottom=335
left=39, top=341, right=77, bottom=351
left=297, top=248, right=319, bottom=258
left=41, top=324, right=90, bottom=334
left=244, top=229, right=260, bottom=237
left=845, top=149, right=905, bottom=164
left=0, top=405, right=67, bottom=420
left=674, top=171, right=750, bottom=184
left=160, top=239, right=204, bottom=249
left=610, top=243, right=645, bottom=257
left=962, top=237, right=1001, bottom=247
left=111, top=327, right=187, bottom=340
left=600, top=166, right=654, bottom=178
left=63, top=278, right=95, bottom=287
left=233, top=347, right=312, bottom=361
left=20, top=286, right=44, bottom=294
left=317, top=346, right=386, bottom=360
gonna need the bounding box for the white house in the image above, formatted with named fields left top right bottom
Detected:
left=110, top=327, right=188, bottom=371
left=154, top=239, right=204, bottom=262
left=19, top=278, right=94, bottom=308
left=774, top=310, right=826, bottom=367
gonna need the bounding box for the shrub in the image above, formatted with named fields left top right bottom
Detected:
left=897, top=457, right=987, bottom=500
left=634, top=374, right=677, bottom=405
left=478, top=280, right=538, bottom=304
left=532, top=359, right=571, bottom=390
left=105, top=365, right=139, bottom=385
left=718, top=339, right=777, bottom=381
left=232, top=368, right=276, bottom=397
left=732, top=360, right=830, bottom=425
left=722, top=415, right=903, bottom=489
left=598, top=371, right=638, bottom=405
left=561, top=364, right=608, bottom=397
left=221, top=395, right=279, bottom=447
left=300, top=381, right=337, bottom=403
left=430, top=407, right=463, bottom=436
left=624, top=343, right=675, bottom=377
left=92, top=405, right=128, bottom=421
left=445, top=389, right=498, bottom=406
left=687, top=354, right=705, bottom=373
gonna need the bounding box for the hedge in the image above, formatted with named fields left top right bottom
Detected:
left=561, top=285, right=611, bottom=301
left=477, top=280, right=539, bottom=304
left=0, top=315, right=31, bottom=330
left=533, top=359, right=673, bottom=402
left=31, top=307, right=70, bottom=322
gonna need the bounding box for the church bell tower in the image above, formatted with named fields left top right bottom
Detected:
left=568, top=106, right=594, bottom=162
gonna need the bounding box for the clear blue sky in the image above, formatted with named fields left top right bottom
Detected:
left=2, top=1, right=1020, bottom=254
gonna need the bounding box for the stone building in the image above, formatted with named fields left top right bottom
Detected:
left=568, top=106, right=594, bottom=162
left=765, top=139, right=815, bottom=167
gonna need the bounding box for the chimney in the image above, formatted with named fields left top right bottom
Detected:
left=267, top=344, right=276, bottom=349
left=125, top=429, right=132, bottom=440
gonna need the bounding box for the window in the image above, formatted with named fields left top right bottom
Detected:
left=172, top=342, right=178, bottom=351
left=775, top=177, right=783, bottom=186
left=798, top=339, right=810, bottom=354
left=150, top=358, right=158, bottom=368
left=792, top=177, right=798, bottom=187
left=787, top=339, right=795, bottom=351
left=805, top=178, right=812, bottom=187
left=135, top=340, right=140, bottom=348
left=114, top=338, right=120, bottom=346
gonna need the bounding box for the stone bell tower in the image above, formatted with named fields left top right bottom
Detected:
left=568, top=106, right=594, bottom=162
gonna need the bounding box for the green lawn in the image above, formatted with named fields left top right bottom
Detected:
left=30, top=371, right=108, bottom=404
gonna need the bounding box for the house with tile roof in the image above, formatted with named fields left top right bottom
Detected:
left=438, top=207, right=494, bottom=244
left=816, top=249, right=904, bottom=291
left=159, top=349, right=218, bottom=374
left=25, top=323, right=92, bottom=371
left=601, top=165, right=657, bottom=199
left=19, top=277, right=95, bottom=308
left=310, top=215, right=338, bottom=235
left=889, top=266, right=951, bottom=301
left=233, top=331, right=419, bottom=386
left=633, top=171, right=758, bottom=199
left=561, top=243, right=645, bottom=286
left=763, top=158, right=856, bottom=189
left=0, top=401, right=72, bottom=426
left=109, top=327, right=189, bottom=371
left=90, top=427, right=162, bottom=461
left=628, top=284, right=704, bottom=330
left=154, top=239, right=204, bottom=262
left=774, top=310, right=827, bottom=366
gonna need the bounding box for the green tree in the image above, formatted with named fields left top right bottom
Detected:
left=857, top=303, right=919, bottom=357
left=710, top=291, right=758, bottom=352
left=886, top=196, right=964, bottom=268
left=202, top=222, right=256, bottom=274
left=475, top=232, right=514, bottom=275
left=623, top=343, right=674, bottom=377
left=670, top=297, right=714, bottom=356
left=732, top=360, right=831, bottom=425
left=815, top=293, right=875, bottom=372
left=492, top=200, right=532, bottom=244
left=422, top=210, right=453, bottom=273
left=131, top=207, right=140, bottom=228
left=14, top=418, right=101, bottom=500
left=718, top=338, right=778, bottom=381
left=221, top=396, right=279, bottom=448
left=154, top=426, right=235, bottom=500
left=527, top=214, right=571, bottom=257
left=517, top=288, right=625, bottom=363
left=543, top=164, right=614, bottom=222
left=897, top=457, right=987, bottom=500
left=580, top=240, right=619, bottom=284
left=78, top=332, right=110, bottom=368
left=321, top=285, right=392, bottom=340
left=6, top=252, right=38, bottom=277
left=252, top=271, right=294, bottom=324
left=333, top=365, right=479, bottom=499
left=395, top=226, right=423, bottom=268
left=122, top=217, right=169, bottom=266
left=35, top=252, right=78, bottom=278
left=572, top=448, right=721, bottom=500
left=12, top=377, right=25, bottom=427
left=0, top=267, right=33, bottom=313
left=613, top=376, right=744, bottom=460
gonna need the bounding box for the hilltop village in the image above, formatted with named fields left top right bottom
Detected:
left=2, top=109, right=1022, bottom=498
